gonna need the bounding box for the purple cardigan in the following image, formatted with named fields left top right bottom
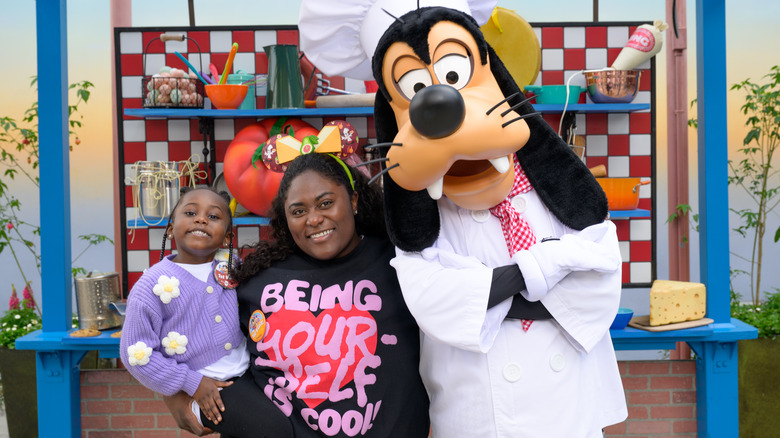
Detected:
left=119, top=255, right=245, bottom=396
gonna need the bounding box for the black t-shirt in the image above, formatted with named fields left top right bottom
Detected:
left=238, top=235, right=430, bottom=437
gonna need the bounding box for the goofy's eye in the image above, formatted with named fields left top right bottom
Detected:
left=397, top=68, right=433, bottom=100
left=433, top=54, right=471, bottom=90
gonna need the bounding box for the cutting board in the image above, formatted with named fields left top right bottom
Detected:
left=628, top=315, right=714, bottom=332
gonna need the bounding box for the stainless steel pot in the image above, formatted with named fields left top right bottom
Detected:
left=74, top=272, right=124, bottom=330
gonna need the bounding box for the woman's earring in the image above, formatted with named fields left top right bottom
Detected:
left=354, top=209, right=358, bottom=215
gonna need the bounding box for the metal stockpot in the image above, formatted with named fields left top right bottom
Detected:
left=74, top=272, right=124, bottom=330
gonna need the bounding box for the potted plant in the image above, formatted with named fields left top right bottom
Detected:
left=734, top=291, right=780, bottom=435
left=0, top=283, right=41, bottom=438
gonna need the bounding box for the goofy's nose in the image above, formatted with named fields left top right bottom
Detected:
left=409, top=84, right=465, bottom=139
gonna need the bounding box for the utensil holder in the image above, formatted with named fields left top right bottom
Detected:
left=75, top=272, right=124, bottom=330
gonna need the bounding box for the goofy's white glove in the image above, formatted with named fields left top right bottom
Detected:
left=512, top=221, right=621, bottom=301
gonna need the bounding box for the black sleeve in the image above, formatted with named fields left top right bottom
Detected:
left=488, top=265, right=552, bottom=321
left=488, top=265, right=527, bottom=308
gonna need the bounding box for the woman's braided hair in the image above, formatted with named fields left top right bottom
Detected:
left=231, top=153, right=386, bottom=284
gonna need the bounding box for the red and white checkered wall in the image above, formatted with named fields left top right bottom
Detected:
left=116, top=22, right=654, bottom=289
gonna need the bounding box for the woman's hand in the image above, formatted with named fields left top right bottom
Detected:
left=193, top=376, right=234, bottom=424
left=162, top=391, right=215, bottom=436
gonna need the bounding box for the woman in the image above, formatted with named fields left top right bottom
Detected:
left=167, top=152, right=430, bottom=437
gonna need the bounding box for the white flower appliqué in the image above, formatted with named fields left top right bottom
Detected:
left=127, top=341, right=152, bottom=366
left=153, top=275, right=181, bottom=304
left=162, top=331, right=188, bottom=356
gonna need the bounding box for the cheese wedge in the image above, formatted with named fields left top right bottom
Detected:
left=649, top=280, right=707, bottom=326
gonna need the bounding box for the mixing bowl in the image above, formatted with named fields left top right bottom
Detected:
left=205, top=84, right=249, bottom=109
left=583, top=69, right=642, bottom=103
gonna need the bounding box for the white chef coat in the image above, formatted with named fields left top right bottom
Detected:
left=391, top=188, right=628, bottom=438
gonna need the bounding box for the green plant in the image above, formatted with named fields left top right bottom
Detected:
left=0, top=284, right=41, bottom=349
left=728, top=66, right=780, bottom=306
left=0, top=77, right=113, bottom=307
left=731, top=289, right=780, bottom=339
left=675, top=65, right=780, bottom=307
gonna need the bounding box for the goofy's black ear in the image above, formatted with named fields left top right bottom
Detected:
left=374, top=88, right=440, bottom=252
left=487, top=45, right=608, bottom=230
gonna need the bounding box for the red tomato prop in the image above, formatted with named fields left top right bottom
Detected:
left=223, top=118, right=318, bottom=216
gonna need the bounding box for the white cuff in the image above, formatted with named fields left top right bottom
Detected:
left=512, top=249, right=548, bottom=301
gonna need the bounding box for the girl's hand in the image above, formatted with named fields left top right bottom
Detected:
left=193, top=377, right=234, bottom=424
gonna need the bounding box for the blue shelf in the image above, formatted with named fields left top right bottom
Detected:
left=608, top=208, right=650, bottom=218
left=124, top=103, right=650, bottom=120
left=124, top=107, right=375, bottom=119
left=610, top=318, right=757, bottom=351
left=128, top=215, right=270, bottom=227
left=533, top=103, right=650, bottom=113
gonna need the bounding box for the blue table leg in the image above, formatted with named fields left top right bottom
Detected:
left=36, top=350, right=88, bottom=438
left=688, top=341, right=739, bottom=437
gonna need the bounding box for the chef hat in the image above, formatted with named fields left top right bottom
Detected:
left=299, top=0, right=497, bottom=80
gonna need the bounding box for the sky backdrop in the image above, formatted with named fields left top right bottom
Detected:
left=1, top=0, right=778, bottom=320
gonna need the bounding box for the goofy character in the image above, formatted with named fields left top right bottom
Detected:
left=300, top=2, right=628, bottom=437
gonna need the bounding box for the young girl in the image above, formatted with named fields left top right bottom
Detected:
left=120, top=187, right=250, bottom=426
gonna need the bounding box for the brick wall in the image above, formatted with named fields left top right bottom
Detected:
left=81, top=370, right=199, bottom=437
left=605, top=360, right=698, bottom=437
left=80, top=360, right=697, bottom=437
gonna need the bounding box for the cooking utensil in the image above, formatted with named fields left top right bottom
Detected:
left=210, top=63, right=221, bottom=84
left=74, top=272, right=124, bottom=330
left=315, top=93, right=375, bottom=108
left=174, top=51, right=208, bottom=85
left=205, top=84, right=248, bottom=109
left=481, top=7, right=541, bottom=90
left=201, top=71, right=216, bottom=84
left=596, top=177, right=651, bottom=210
left=220, top=42, right=239, bottom=85
left=588, top=164, right=606, bottom=177
left=264, top=44, right=305, bottom=108
left=584, top=69, right=642, bottom=103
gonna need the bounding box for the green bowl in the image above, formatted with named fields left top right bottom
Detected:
left=525, top=85, right=583, bottom=104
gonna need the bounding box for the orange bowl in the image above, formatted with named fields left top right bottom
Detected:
left=205, top=84, right=248, bottom=109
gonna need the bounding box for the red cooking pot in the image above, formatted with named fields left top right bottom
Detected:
left=596, top=178, right=651, bottom=210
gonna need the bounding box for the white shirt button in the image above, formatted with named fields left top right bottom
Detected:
left=471, top=209, right=491, bottom=223
left=206, top=286, right=214, bottom=294
left=224, top=343, right=232, bottom=350
left=215, top=315, right=222, bottom=323
left=502, top=363, right=522, bottom=382
left=511, top=195, right=527, bottom=213
left=550, top=353, right=566, bottom=372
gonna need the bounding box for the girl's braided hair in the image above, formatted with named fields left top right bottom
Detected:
left=160, top=186, right=234, bottom=271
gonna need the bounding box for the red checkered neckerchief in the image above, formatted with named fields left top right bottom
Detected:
left=489, top=158, right=537, bottom=256
left=488, top=158, right=537, bottom=332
